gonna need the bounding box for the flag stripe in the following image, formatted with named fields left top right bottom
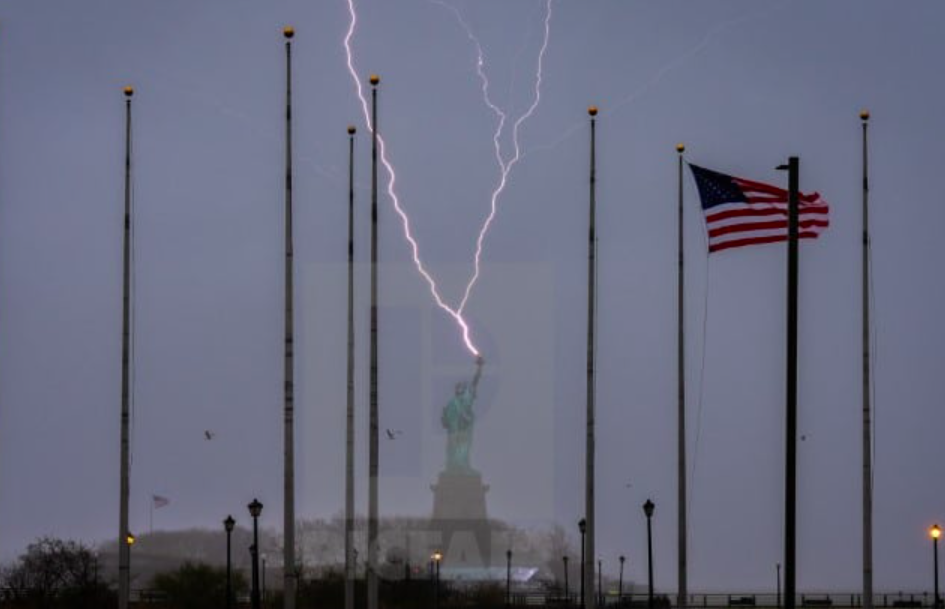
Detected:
left=733, top=176, right=825, bottom=203
left=709, top=232, right=822, bottom=253
left=732, top=176, right=786, bottom=196
left=709, top=218, right=829, bottom=239
left=706, top=205, right=829, bottom=223
left=711, top=228, right=823, bottom=249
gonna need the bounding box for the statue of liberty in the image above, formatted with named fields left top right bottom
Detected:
left=441, top=356, right=484, bottom=473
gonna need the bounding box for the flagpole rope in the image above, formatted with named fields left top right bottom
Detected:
left=129, top=115, right=137, bottom=473
left=688, top=218, right=712, bottom=521
left=868, top=220, right=878, bottom=494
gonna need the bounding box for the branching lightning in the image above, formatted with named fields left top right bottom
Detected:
left=344, top=0, right=552, bottom=356
left=433, top=0, right=553, bottom=314
left=344, top=0, right=479, bottom=355
left=522, top=7, right=771, bottom=160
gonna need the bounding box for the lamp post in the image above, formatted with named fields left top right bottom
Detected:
left=224, top=516, right=235, bottom=609
left=777, top=563, right=782, bottom=609
left=248, top=499, right=263, bottom=609
left=619, top=556, right=625, bottom=600
left=931, top=525, right=941, bottom=609
left=123, top=532, right=135, bottom=601
left=579, top=519, right=587, bottom=609
left=598, top=559, right=603, bottom=608
left=432, top=550, right=443, bottom=609
left=564, top=556, right=570, bottom=606
left=262, top=555, right=268, bottom=604
left=507, top=549, right=513, bottom=608
left=643, top=500, right=655, bottom=609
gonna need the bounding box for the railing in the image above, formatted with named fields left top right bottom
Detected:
left=510, top=592, right=940, bottom=608
left=2, top=588, right=936, bottom=608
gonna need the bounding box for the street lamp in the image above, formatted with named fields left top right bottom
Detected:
left=507, top=549, right=513, bottom=608
left=643, top=499, right=655, bottom=609
left=123, top=531, right=135, bottom=602
left=248, top=499, right=263, bottom=609
left=931, top=525, right=941, bottom=609
left=432, top=550, right=443, bottom=609
left=224, top=515, right=235, bottom=609
left=619, top=555, right=626, bottom=600
left=563, top=556, right=570, bottom=606
left=579, top=519, right=587, bottom=609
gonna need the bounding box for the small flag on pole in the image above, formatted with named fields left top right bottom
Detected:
left=688, top=164, right=829, bottom=253
left=152, top=495, right=170, bottom=509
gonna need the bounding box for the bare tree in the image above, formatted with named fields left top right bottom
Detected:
left=1, top=537, right=111, bottom=607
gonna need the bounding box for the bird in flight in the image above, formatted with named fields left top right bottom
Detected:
left=385, top=429, right=402, bottom=440
left=204, top=430, right=215, bottom=440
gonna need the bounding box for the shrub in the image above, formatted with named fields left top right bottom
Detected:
left=151, top=561, right=247, bottom=609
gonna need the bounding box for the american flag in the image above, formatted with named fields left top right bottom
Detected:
left=152, top=494, right=170, bottom=509
left=688, top=164, right=830, bottom=253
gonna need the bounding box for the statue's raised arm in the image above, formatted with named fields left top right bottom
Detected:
left=471, top=355, right=484, bottom=399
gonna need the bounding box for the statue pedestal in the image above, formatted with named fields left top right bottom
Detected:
left=430, top=471, right=493, bottom=568
left=432, top=471, right=489, bottom=520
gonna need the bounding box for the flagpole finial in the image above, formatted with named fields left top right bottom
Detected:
left=123, top=86, right=134, bottom=97
left=860, top=109, right=870, bottom=121
left=283, top=26, right=295, bottom=39
left=348, top=125, right=357, bottom=135
left=370, top=74, right=380, bottom=86
left=676, top=143, right=685, bottom=153
left=588, top=106, right=598, bottom=117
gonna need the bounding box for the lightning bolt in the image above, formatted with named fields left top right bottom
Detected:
left=432, top=0, right=553, bottom=314
left=344, top=0, right=479, bottom=355
left=343, top=0, right=552, bottom=356
left=523, top=7, right=771, bottom=160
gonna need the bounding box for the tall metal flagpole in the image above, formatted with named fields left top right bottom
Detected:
left=584, top=106, right=598, bottom=609
left=118, top=84, right=134, bottom=609
left=345, top=124, right=357, bottom=609
left=367, top=74, right=381, bottom=609
left=778, top=156, right=800, bottom=609
left=282, top=26, right=297, bottom=609
left=676, top=143, right=688, bottom=609
left=860, top=109, right=873, bottom=609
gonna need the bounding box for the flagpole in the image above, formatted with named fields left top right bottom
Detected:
left=118, top=85, right=134, bottom=609
left=367, top=74, right=381, bottom=609
left=676, top=143, right=688, bottom=609
left=584, top=105, right=598, bottom=609
left=282, top=26, right=297, bottom=609
left=778, top=156, right=800, bottom=609
left=860, top=109, right=873, bottom=609
left=345, top=124, right=357, bottom=609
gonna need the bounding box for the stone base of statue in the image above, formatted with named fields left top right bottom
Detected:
left=432, top=470, right=488, bottom=520
left=430, top=470, right=494, bottom=568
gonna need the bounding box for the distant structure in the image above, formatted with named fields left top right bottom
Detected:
left=430, top=357, right=495, bottom=573
left=440, top=356, right=483, bottom=474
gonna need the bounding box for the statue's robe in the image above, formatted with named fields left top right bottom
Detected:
left=442, top=387, right=475, bottom=472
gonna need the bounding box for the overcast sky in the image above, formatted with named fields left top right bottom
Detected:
left=1, top=0, right=944, bottom=593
